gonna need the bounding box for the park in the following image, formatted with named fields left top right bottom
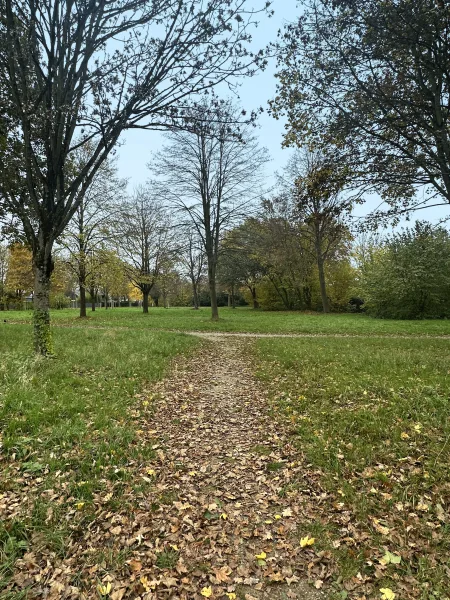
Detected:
left=1, top=0, right=450, bottom=599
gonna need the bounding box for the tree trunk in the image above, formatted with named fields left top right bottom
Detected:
left=192, top=282, right=199, bottom=309
left=251, top=287, right=259, bottom=309
left=228, top=292, right=232, bottom=307
left=317, top=254, right=330, bottom=313
left=231, top=284, right=236, bottom=309
left=143, top=290, right=149, bottom=313
left=32, top=249, right=55, bottom=355
left=208, top=260, right=219, bottom=321
left=90, top=287, right=96, bottom=311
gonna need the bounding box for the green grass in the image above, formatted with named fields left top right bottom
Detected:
left=4, top=306, right=450, bottom=335
left=0, top=324, right=197, bottom=596
left=255, top=337, right=450, bottom=599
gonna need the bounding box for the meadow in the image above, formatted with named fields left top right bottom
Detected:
left=0, top=310, right=449, bottom=598
left=255, top=336, right=450, bottom=598
left=3, top=306, right=450, bottom=336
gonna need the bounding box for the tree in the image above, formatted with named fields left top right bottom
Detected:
left=271, top=0, right=450, bottom=219
left=5, top=243, right=33, bottom=304
left=286, top=149, right=354, bottom=313
left=257, top=198, right=315, bottom=310
left=359, top=222, right=450, bottom=319
left=96, top=250, right=128, bottom=309
left=117, top=186, right=173, bottom=313
left=0, top=0, right=270, bottom=353
left=219, top=221, right=266, bottom=309
left=153, top=99, right=269, bottom=320
left=179, top=228, right=206, bottom=310
left=61, top=151, right=126, bottom=318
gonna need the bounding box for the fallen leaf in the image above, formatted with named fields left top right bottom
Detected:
left=201, top=586, right=213, bottom=597
left=300, top=535, right=315, bottom=547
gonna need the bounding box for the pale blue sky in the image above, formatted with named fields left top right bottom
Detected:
left=115, top=0, right=449, bottom=227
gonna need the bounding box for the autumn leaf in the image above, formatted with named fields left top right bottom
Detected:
left=225, top=594, right=236, bottom=600
left=97, top=582, right=112, bottom=596
left=380, top=551, right=401, bottom=565
left=380, top=588, right=395, bottom=600
left=300, top=535, right=315, bottom=547
left=76, top=502, right=85, bottom=510
left=255, top=551, right=267, bottom=560
left=212, top=565, right=231, bottom=583
left=201, top=586, right=213, bottom=597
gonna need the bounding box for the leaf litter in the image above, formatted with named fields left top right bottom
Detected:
left=1, top=337, right=329, bottom=599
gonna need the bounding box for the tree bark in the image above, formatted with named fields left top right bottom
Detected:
left=90, top=287, right=96, bottom=311
left=143, top=290, right=149, bottom=313
left=207, top=257, right=219, bottom=320
left=251, top=287, right=259, bottom=309
left=192, top=281, right=200, bottom=309
left=32, top=248, right=55, bottom=355
left=317, top=253, right=330, bottom=313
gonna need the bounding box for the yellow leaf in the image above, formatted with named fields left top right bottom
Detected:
left=414, top=423, right=422, bottom=432
left=201, top=586, right=213, bottom=597
left=76, top=502, right=85, bottom=510
left=225, top=594, right=236, bottom=600
left=380, top=588, right=395, bottom=600
left=169, top=544, right=179, bottom=551
left=417, top=503, right=429, bottom=511
left=146, top=468, right=156, bottom=476
left=255, top=551, right=267, bottom=560
left=97, top=582, right=112, bottom=596
left=274, top=514, right=282, bottom=520
left=220, top=513, right=228, bottom=520
left=400, top=432, right=409, bottom=440
left=300, top=535, right=315, bottom=547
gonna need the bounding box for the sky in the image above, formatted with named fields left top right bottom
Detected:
left=115, top=0, right=450, bottom=229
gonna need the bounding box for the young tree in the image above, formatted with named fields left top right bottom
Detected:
left=5, top=243, right=33, bottom=305
left=61, top=152, right=126, bottom=318
left=272, top=0, right=450, bottom=219
left=117, top=186, right=173, bottom=313
left=219, top=221, right=266, bottom=309
left=0, top=0, right=270, bottom=353
left=179, top=228, right=206, bottom=310
left=286, top=150, right=354, bottom=313
left=153, top=99, right=269, bottom=320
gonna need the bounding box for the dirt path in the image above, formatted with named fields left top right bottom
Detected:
left=131, top=336, right=328, bottom=600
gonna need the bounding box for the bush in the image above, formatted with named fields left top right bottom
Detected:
left=360, top=223, right=450, bottom=319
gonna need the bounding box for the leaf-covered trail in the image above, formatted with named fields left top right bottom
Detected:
left=137, top=336, right=327, bottom=600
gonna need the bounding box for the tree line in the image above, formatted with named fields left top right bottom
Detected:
left=2, top=0, right=450, bottom=353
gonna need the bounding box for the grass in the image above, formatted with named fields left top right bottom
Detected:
left=4, top=306, right=450, bottom=336
left=255, top=336, right=450, bottom=599
left=0, top=324, right=197, bottom=596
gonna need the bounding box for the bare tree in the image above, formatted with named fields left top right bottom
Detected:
left=152, top=99, right=269, bottom=320
left=0, top=0, right=270, bottom=353
left=117, top=186, right=173, bottom=313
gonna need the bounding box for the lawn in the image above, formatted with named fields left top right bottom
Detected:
left=255, top=336, right=450, bottom=599
left=3, top=306, right=450, bottom=336
left=0, top=324, right=198, bottom=597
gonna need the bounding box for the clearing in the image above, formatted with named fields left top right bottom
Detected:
left=1, top=312, right=449, bottom=599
